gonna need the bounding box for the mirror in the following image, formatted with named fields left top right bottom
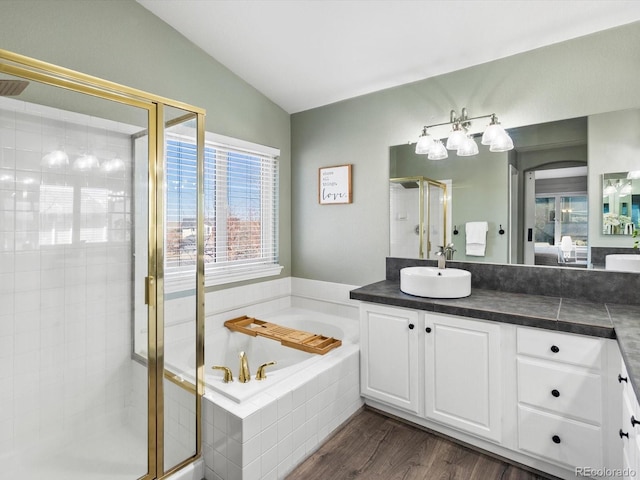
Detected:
left=602, top=172, right=639, bottom=235
left=390, top=109, right=640, bottom=269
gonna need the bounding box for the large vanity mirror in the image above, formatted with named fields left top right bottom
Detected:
left=390, top=108, right=640, bottom=270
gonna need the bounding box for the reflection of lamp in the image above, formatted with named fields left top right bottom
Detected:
left=603, top=179, right=617, bottom=195
left=628, top=170, right=640, bottom=180
left=100, top=157, right=125, bottom=173
left=72, top=153, right=99, bottom=172
left=560, top=235, right=573, bottom=260
left=41, top=149, right=69, bottom=168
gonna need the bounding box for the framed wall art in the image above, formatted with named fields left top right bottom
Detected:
left=318, top=164, right=352, bottom=205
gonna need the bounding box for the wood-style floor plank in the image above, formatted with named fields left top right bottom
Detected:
left=287, top=408, right=553, bottom=480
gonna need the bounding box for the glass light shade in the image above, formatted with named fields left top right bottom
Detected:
left=627, top=170, right=640, bottom=179
left=481, top=123, right=505, bottom=145
left=603, top=180, right=616, bottom=195
left=41, top=149, right=69, bottom=167
left=73, top=153, right=100, bottom=171
left=489, top=131, right=514, bottom=152
left=621, top=182, right=633, bottom=195
left=427, top=140, right=448, bottom=160
left=457, top=136, right=479, bottom=156
left=101, top=157, right=125, bottom=173
left=415, top=132, right=434, bottom=154
left=446, top=129, right=466, bottom=150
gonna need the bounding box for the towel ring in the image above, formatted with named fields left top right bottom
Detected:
left=453, top=225, right=459, bottom=235
left=498, top=224, right=505, bottom=235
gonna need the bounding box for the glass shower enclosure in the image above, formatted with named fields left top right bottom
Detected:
left=0, top=49, right=204, bottom=480
left=390, top=176, right=448, bottom=259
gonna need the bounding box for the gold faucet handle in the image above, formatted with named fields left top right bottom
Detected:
left=256, top=361, right=277, bottom=381
left=211, top=365, right=233, bottom=383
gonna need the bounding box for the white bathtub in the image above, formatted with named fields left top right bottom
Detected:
left=201, top=308, right=358, bottom=402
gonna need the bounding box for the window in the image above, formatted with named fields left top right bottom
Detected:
left=165, top=132, right=281, bottom=290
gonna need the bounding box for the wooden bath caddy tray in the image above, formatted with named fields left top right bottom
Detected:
left=224, top=315, right=342, bottom=355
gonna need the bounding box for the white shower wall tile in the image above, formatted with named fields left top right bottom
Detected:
left=1, top=97, right=137, bottom=461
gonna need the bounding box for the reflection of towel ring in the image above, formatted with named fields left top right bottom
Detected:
left=414, top=225, right=425, bottom=235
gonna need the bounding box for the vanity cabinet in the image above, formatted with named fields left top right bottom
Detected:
left=360, top=303, right=420, bottom=414
left=424, top=313, right=502, bottom=442
left=515, top=327, right=606, bottom=470
left=618, top=356, right=640, bottom=478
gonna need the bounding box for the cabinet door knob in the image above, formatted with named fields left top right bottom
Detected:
left=620, top=429, right=630, bottom=439
left=632, top=416, right=640, bottom=427
left=619, top=374, right=629, bottom=383
left=408, top=323, right=415, bottom=330
left=552, top=435, right=561, bottom=444
left=551, top=389, right=560, bottom=398
left=550, top=345, right=560, bottom=353
left=425, top=327, right=432, bottom=333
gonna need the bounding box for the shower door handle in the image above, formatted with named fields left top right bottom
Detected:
left=145, top=276, right=155, bottom=307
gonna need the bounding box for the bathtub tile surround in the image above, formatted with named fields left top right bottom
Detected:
left=202, top=346, right=361, bottom=480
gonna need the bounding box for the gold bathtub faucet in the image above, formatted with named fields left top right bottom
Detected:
left=239, top=351, right=251, bottom=383
left=256, top=361, right=277, bottom=380
left=211, top=365, right=233, bottom=383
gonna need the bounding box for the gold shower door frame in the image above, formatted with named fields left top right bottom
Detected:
left=0, top=49, right=206, bottom=480
left=390, top=176, right=448, bottom=259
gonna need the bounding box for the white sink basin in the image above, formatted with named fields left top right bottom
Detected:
left=400, top=266, right=471, bottom=298
left=605, top=254, right=640, bottom=272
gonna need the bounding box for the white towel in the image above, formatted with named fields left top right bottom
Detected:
left=466, top=221, right=488, bottom=256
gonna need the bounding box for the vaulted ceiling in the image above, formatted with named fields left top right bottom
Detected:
left=137, top=1, right=640, bottom=114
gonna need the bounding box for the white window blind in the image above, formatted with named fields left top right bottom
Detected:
left=164, top=133, right=281, bottom=290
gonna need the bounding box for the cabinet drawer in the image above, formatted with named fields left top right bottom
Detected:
left=517, top=327, right=603, bottom=369
left=517, top=359, right=602, bottom=424
left=518, top=406, right=603, bottom=468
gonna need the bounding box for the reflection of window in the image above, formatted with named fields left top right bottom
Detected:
left=165, top=134, right=281, bottom=288
left=39, top=184, right=125, bottom=245
left=39, top=185, right=73, bottom=245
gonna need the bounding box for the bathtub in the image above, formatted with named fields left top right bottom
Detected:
left=201, top=308, right=358, bottom=403
left=193, top=306, right=363, bottom=480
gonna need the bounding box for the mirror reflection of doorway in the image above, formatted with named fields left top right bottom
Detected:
left=524, top=166, right=588, bottom=267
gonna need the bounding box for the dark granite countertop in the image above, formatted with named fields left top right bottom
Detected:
left=350, top=280, right=640, bottom=399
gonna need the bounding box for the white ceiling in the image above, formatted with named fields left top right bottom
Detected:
left=136, top=0, right=640, bottom=114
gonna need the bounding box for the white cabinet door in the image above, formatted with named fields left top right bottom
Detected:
left=424, top=312, right=502, bottom=442
left=360, top=303, right=420, bottom=414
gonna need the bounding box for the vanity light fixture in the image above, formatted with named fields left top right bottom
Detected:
left=415, top=107, right=514, bottom=158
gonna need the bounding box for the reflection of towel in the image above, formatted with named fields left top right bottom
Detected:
left=466, top=221, right=488, bottom=256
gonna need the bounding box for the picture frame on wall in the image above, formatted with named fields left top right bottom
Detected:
left=318, top=164, right=352, bottom=205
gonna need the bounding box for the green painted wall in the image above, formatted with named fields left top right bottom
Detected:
left=292, top=21, right=640, bottom=285
left=0, top=0, right=292, bottom=283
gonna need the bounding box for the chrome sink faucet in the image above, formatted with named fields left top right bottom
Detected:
left=436, top=243, right=456, bottom=269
